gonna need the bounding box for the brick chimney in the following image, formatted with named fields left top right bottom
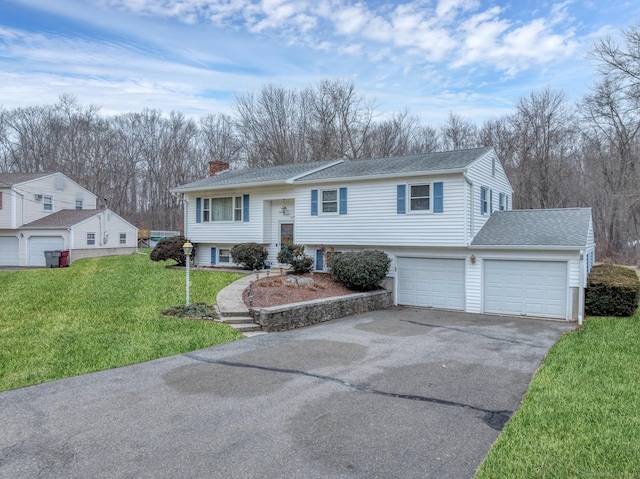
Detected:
left=209, top=159, right=230, bottom=176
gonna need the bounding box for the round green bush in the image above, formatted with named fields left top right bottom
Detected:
left=330, top=250, right=391, bottom=291
left=277, top=244, right=313, bottom=275
left=150, top=235, right=196, bottom=266
left=231, top=242, right=269, bottom=270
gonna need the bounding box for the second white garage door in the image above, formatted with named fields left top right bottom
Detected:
left=484, top=260, right=567, bottom=319
left=397, top=257, right=465, bottom=310
left=28, top=236, right=65, bottom=266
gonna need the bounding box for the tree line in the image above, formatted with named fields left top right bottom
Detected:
left=1, top=23, right=639, bottom=261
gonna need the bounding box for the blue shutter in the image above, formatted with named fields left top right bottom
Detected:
left=506, top=195, right=509, bottom=210
left=311, top=189, right=318, bottom=216
left=433, top=182, right=443, bottom=213
left=210, top=247, right=217, bottom=265
left=243, top=194, right=250, bottom=222
left=397, top=185, right=406, bottom=214
left=480, top=188, right=485, bottom=215
left=489, top=189, right=493, bottom=215
left=315, top=249, right=324, bottom=270
left=339, top=187, right=347, bottom=215
left=196, top=197, right=202, bottom=223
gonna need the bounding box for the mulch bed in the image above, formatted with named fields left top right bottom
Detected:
left=243, top=273, right=356, bottom=308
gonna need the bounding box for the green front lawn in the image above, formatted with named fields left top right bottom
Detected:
left=476, top=308, right=640, bottom=478
left=0, top=253, right=244, bottom=392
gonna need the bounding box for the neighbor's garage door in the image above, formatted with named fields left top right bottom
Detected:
left=484, top=260, right=567, bottom=319
left=397, top=257, right=465, bottom=310
left=0, top=236, right=19, bottom=266
left=27, top=236, right=64, bottom=266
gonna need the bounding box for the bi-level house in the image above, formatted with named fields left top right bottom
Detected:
left=0, top=172, right=138, bottom=266
left=172, top=147, right=595, bottom=322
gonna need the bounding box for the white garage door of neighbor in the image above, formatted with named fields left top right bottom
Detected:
left=484, top=260, right=567, bottom=319
left=397, top=257, right=465, bottom=310
left=28, top=236, right=65, bottom=267
left=0, top=236, right=19, bottom=266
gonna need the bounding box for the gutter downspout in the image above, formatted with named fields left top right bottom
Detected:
left=578, top=249, right=585, bottom=325
left=463, top=173, right=474, bottom=245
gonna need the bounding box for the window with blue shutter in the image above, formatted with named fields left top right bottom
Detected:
left=210, top=247, right=217, bottom=265
left=196, top=197, right=202, bottom=223
left=433, top=182, right=443, bottom=213
left=315, top=249, right=324, bottom=270
left=311, top=189, right=318, bottom=216
left=480, top=187, right=486, bottom=215
left=339, top=187, right=347, bottom=215
left=499, top=193, right=504, bottom=210
left=397, top=185, right=406, bottom=214
left=243, top=194, right=250, bottom=222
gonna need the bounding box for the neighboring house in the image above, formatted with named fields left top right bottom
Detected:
left=0, top=172, right=138, bottom=266
left=171, top=148, right=595, bottom=322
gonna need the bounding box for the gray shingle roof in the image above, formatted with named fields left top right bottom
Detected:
left=295, top=147, right=494, bottom=182
left=22, top=209, right=102, bottom=228
left=0, top=172, right=53, bottom=187
left=471, top=208, right=593, bottom=247
left=173, top=160, right=338, bottom=191
left=172, top=147, right=494, bottom=191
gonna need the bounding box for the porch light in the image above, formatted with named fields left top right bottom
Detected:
left=280, top=200, right=288, bottom=215
left=182, top=241, right=193, bottom=305
left=470, top=254, right=476, bottom=264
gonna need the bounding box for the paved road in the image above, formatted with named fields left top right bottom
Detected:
left=0, top=308, right=574, bottom=478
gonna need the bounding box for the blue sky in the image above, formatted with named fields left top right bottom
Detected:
left=1, top=0, right=638, bottom=123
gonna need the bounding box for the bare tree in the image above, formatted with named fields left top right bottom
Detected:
left=440, top=112, right=479, bottom=151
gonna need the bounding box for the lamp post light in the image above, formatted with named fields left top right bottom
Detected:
left=182, top=241, right=193, bottom=305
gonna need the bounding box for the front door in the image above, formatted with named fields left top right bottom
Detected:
left=280, top=223, right=294, bottom=246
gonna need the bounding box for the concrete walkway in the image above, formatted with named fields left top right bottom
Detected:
left=215, top=270, right=275, bottom=336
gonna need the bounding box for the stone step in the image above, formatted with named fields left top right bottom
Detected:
left=217, top=310, right=251, bottom=318
left=229, top=322, right=263, bottom=333
left=221, top=316, right=255, bottom=324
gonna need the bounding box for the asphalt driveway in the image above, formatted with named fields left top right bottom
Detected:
left=0, top=308, right=574, bottom=479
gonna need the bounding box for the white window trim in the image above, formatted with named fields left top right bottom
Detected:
left=87, top=232, right=96, bottom=247
left=218, top=248, right=231, bottom=263
left=499, top=194, right=507, bottom=211
left=321, top=189, right=338, bottom=214
left=119, top=233, right=127, bottom=245
left=203, top=196, right=243, bottom=222
left=43, top=195, right=53, bottom=212
left=75, top=198, right=83, bottom=210
left=408, top=182, right=432, bottom=213
left=481, top=187, right=489, bottom=215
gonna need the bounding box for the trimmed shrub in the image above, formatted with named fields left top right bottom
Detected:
left=231, top=242, right=268, bottom=270
left=150, top=236, right=196, bottom=266
left=586, top=264, right=640, bottom=317
left=330, top=250, right=391, bottom=291
left=277, top=244, right=314, bottom=275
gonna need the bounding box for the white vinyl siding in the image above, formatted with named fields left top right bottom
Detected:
left=296, top=176, right=467, bottom=247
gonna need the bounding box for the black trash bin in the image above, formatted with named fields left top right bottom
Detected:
left=44, top=250, right=61, bottom=268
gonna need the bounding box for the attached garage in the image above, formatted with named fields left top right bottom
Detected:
left=484, top=260, right=567, bottom=319
left=0, top=236, right=19, bottom=266
left=397, top=257, right=465, bottom=310
left=27, top=236, right=65, bottom=267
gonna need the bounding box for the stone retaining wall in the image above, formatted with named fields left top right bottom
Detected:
left=252, top=289, right=391, bottom=332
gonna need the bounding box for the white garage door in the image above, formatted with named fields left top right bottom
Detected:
left=0, top=236, right=19, bottom=266
left=397, top=257, right=465, bottom=310
left=484, top=260, right=567, bottom=319
left=28, top=236, right=65, bottom=267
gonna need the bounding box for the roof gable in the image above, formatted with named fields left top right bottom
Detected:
left=0, top=172, right=55, bottom=187
left=471, top=208, right=593, bottom=248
